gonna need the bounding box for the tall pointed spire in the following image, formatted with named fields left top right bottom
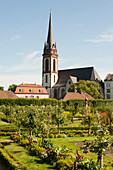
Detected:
left=47, top=12, right=54, bottom=48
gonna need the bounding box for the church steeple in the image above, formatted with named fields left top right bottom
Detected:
left=42, top=12, right=58, bottom=97
left=46, top=12, right=54, bottom=49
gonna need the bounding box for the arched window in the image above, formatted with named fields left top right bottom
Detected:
left=54, top=75, right=55, bottom=83
left=61, top=88, right=65, bottom=97
left=45, top=75, right=48, bottom=83
left=45, top=59, right=49, bottom=71
left=53, top=59, right=56, bottom=72
left=54, top=89, right=57, bottom=99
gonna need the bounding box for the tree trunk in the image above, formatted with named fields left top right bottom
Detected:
left=72, top=114, right=74, bottom=123
left=100, top=154, right=103, bottom=169
left=97, top=155, right=100, bottom=166
left=19, top=126, right=21, bottom=136
left=88, top=123, right=91, bottom=135
left=58, top=123, right=60, bottom=135
left=30, top=130, right=32, bottom=141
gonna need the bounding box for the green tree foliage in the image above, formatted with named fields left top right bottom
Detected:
left=52, top=102, right=69, bottom=134
left=72, top=80, right=103, bottom=99
left=11, top=106, right=25, bottom=136
left=81, top=115, right=112, bottom=169
left=0, top=86, right=4, bottom=91
left=36, top=105, right=52, bottom=142
left=8, top=84, right=17, bottom=92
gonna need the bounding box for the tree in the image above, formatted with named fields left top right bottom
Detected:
left=66, top=103, right=78, bottom=123
left=72, top=80, right=103, bottom=99
left=23, top=105, right=39, bottom=141
left=52, top=102, right=69, bottom=134
left=36, top=105, right=52, bottom=142
left=0, top=86, right=4, bottom=91
left=8, top=84, right=17, bottom=92
left=81, top=116, right=112, bottom=169
left=11, top=106, right=25, bottom=136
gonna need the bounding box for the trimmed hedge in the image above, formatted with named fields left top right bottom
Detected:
left=0, top=98, right=58, bottom=106
left=67, top=99, right=113, bottom=107
left=0, top=144, right=28, bottom=170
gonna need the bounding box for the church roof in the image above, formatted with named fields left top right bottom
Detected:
left=54, top=66, right=101, bottom=87
left=47, top=12, right=54, bottom=48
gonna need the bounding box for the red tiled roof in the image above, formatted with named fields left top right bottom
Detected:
left=18, top=84, right=43, bottom=88
left=63, top=92, right=94, bottom=101
left=0, top=91, right=18, bottom=98
left=104, top=73, right=113, bottom=81
left=15, top=84, right=49, bottom=94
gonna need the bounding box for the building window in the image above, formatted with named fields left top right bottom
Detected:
left=53, top=59, right=56, bottom=72
left=19, top=89, right=24, bottom=92
left=29, top=89, right=34, bottom=92
left=45, top=59, right=49, bottom=71
left=45, top=75, right=48, bottom=83
left=107, top=89, right=110, bottom=93
left=25, top=96, right=28, bottom=98
left=107, top=94, right=110, bottom=99
left=39, top=89, right=43, bottom=93
left=30, top=96, right=34, bottom=98
left=54, top=89, right=57, bottom=99
left=61, top=88, right=65, bottom=97
left=54, top=75, right=55, bottom=83
left=37, top=96, right=39, bottom=98
left=106, top=83, right=110, bottom=87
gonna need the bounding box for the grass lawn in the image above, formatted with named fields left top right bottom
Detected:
left=51, top=137, right=113, bottom=170
left=4, top=142, right=55, bottom=170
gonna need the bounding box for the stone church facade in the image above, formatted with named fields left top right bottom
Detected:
left=42, top=13, right=103, bottom=99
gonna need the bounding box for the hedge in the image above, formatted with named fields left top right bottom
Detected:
left=0, top=98, right=58, bottom=106
left=0, top=144, right=28, bottom=169
left=67, top=99, right=113, bottom=107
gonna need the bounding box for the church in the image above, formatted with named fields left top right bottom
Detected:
left=42, top=12, right=103, bottom=99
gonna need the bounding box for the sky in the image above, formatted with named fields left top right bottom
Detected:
left=0, top=0, right=113, bottom=90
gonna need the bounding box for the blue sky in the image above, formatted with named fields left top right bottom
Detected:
left=0, top=0, right=113, bottom=90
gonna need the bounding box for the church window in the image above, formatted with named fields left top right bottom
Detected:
left=61, top=88, right=65, bottom=97
left=54, top=75, right=55, bottom=83
left=54, top=89, right=57, bottom=99
left=53, top=59, right=56, bottom=72
left=45, top=59, right=49, bottom=71
left=45, top=75, right=48, bottom=83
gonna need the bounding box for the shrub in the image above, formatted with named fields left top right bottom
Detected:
left=56, top=159, right=73, bottom=170
left=20, top=139, right=29, bottom=146
left=58, top=134, right=63, bottom=138
left=49, top=134, right=54, bottom=138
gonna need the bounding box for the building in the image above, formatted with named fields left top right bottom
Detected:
left=63, top=92, right=94, bottom=101
left=42, top=12, right=103, bottom=99
left=0, top=91, right=18, bottom=98
left=14, top=84, right=49, bottom=99
left=104, top=73, right=113, bottom=99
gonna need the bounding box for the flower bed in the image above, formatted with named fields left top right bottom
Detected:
left=10, top=134, right=99, bottom=169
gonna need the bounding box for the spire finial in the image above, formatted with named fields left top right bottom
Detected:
left=47, top=11, right=54, bottom=48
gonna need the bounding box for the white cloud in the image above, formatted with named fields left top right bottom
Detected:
left=0, top=74, right=42, bottom=90
left=9, top=51, right=41, bottom=72
left=10, top=34, right=21, bottom=40
left=86, top=28, right=113, bottom=43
